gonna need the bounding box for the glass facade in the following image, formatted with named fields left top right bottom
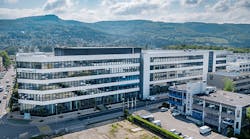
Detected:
left=17, top=52, right=141, bottom=116
left=17, top=59, right=139, bottom=69
left=17, top=67, right=139, bottom=80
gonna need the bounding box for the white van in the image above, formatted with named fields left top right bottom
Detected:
left=199, top=126, right=212, bottom=135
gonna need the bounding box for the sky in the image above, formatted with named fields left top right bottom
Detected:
left=0, top=0, right=250, bottom=23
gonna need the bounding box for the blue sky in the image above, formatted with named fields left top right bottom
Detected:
left=0, top=0, right=249, bottom=23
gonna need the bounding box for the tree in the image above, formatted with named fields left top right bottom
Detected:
left=247, top=107, right=250, bottom=122
left=224, top=78, right=234, bottom=92
left=0, top=51, right=11, bottom=68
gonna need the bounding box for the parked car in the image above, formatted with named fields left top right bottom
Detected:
left=3, top=94, right=7, bottom=99
left=222, top=118, right=234, bottom=126
left=199, top=125, right=212, bottom=135
left=172, top=111, right=181, bottom=116
left=170, top=129, right=176, bottom=133
left=160, top=107, right=168, bottom=112
left=174, top=131, right=182, bottom=136
left=152, top=120, right=161, bottom=127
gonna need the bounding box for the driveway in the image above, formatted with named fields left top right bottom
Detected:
left=152, top=111, right=228, bottom=139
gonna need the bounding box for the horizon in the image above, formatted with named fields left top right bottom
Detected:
left=0, top=0, right=250, bottom=24
left=2, top=14, right=250, bottom=25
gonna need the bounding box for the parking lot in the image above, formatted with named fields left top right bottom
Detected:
left=151, top=110, right=228, bottom=139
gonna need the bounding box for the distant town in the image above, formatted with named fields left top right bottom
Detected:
left=0, top=46, right=249, bottom=139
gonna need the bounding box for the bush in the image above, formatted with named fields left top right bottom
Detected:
left=128, top=115, right=182, bottom=139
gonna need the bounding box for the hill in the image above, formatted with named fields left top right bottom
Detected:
left=0, top=15, right=250, bottom=54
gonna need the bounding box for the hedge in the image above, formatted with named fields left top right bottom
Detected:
left=128, top=115, right=182, bottom=139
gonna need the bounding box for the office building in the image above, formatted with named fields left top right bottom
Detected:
left=207, top=71, right=250, bottom=94
left=192, top=91, right=250, bottom=134
left=168, top=82, right=250, bottom=135
left=227, top=53, right=250, bottom=73
left=141, top=50, right=209, bottom=99
left=208, top=50, right=232, bottom=72
left=16, top=47, right=141, bottom=116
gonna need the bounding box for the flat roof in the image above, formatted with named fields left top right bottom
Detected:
left=195, top=90, right=250, bottom=107
left=210, top=71, right=250, bottom=77
left=169, top=84, right=187, bottom=91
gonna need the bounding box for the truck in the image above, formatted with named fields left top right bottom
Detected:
left=199, top=126, right=212, bottom=135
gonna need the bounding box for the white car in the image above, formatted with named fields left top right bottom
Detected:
left=172, top=111, right=181, bottom=116
left=199, top=126, right=211, bottom=135
left=160, top=107, right=168, bottom=112
left=170, top=129, right=176, bottom=133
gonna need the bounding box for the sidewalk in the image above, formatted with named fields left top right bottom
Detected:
left=7, top=102, right=125, bottom=125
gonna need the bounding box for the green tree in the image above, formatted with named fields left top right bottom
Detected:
left=0, top=51, right=11, bottom=68
left=247, top=107, right=250, bottom=122
left=224, top=78, right=234, bottom=92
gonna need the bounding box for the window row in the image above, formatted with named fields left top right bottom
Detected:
left=18, top=75, right=139, bottom=90
left=150, top=69, right=203, bottom=81
left=19, top=83, right=139, bottom=101
left=17, top=67, right=139, bottom=80
left=150, top=62, right=203, bottom=70
left=17, top=58, right=140, bottom=69
left=150, top=55, right=203, bottom=63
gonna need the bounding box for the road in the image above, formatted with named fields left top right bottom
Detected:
left=0, top=66, right=15, bottom=117
left=0, top=97, right=167, bottom=138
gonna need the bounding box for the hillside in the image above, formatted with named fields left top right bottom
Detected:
left=0, top=15, right=250, bottom=54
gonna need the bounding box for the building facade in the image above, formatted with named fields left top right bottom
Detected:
left=227, top=53, right=250, bottom=73
left=141, top=50, right=209, bottom=99
left=192, top=91, right=250, bottom=134
left=167, top=82, right=250, bottom=135
left=16, top=47, right=141, bottom=116
left=207, top=72, right=250, bottom=94
left=208, top=50, right=232, bottom=72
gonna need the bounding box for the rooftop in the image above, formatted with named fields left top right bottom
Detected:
left=210, top=71, right=250, bottom=77
left=195, top=90, right=250, bottom=107
left=142, top=49, right=210, bottom=54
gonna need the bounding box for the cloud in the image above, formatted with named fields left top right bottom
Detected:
left=212, top=0, right=231, bottom=12
left=43, top=0, right=75, bottom=13
left=183, top=0, right=201, bottom=5
left=0, top=0, right=250, bottom=24
left=3, top=0, right=18, bottom=4
left=236, top=0, right=250, bottom=10
left=0, top=8, right=43, bottom=19
left=110, top=1, right=159, bottom=15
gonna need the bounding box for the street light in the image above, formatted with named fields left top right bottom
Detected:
left=55, top=104, right=58, bottom=128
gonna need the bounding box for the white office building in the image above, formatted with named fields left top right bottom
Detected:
left=227, top=53, right=250, bottom=73
left=208, top=50, right=232, bottom=72
left=16, top=47, right=141, bottom=116
left=141, top=50, right=209, bottom=99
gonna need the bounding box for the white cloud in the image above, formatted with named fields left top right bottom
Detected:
left=0, top=0, right=249, bottom=23
left=3, top=0, right=18, bottom=4
left=43, top=0, right=76, bottom=13
left=0, top=8, right=43, bottom=19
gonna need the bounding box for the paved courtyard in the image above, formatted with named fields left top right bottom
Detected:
left=152, top=110, right=228, bottom=139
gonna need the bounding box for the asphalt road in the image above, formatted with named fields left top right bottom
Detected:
left=0, top=97, right=167, bottom=138
left=0, top=66, right=15, bottom=117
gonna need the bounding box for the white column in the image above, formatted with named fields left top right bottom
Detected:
left=142, top=53, right=150, bottom=99
left=234, top=106, right=242, bottom=134
left=218, top=104, right=222, bottom=132
left=202, top=99, right=205, bottom=125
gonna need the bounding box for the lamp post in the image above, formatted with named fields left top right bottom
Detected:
left=55, top=104, right=58, bottom=128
